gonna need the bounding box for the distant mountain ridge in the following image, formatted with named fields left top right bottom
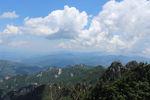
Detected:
left=1, top=51, right=150, bottom=67
left=0, top=60, right=42, bottom=78
left=23, top=52, right=150, bottom=67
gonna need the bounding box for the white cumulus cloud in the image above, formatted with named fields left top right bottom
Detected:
left=1, top=1, right=150, bottom=57
left=0, top=11, right=19, bottom=19
left=61, top=0, right=150, bottom=55
left=22, top=6, right=88, bottom=39
left=1, top=25, right=21, bottom=35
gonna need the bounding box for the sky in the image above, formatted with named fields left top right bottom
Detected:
left=0, top=0, right=150, bottom=57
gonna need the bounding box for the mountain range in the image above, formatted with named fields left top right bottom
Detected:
left=1, top=51, right=150, bottom=67
left=23, top=52, right=150, bottom=67
left=1, top=61, right=150, bottom=100
left=0, top=60, right=42, bottom=78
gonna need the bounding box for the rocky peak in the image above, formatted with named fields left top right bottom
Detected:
left=19, top=85, right=38, bottom=95
left=1, top=84, right=42, bottom=100
left=102, top=61, right=126, bottom=81
left=109, top=61, right=123, bottom=72
left=126, top=61, right=138, bottom=68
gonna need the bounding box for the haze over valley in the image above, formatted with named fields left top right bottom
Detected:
left=0, top=0, right=150, bottom=100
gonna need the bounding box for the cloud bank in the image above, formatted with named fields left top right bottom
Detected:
left=71, top=0, right=150, bottom=54
left=0, top=0, right=150, bottom=57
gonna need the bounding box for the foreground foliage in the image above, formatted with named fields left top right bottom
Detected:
left=1, top=61, right=150, bottom=100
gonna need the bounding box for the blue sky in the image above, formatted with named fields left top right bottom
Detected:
left=0, top=0, right=111, bottom=31
left=0, top=0, right=107, bottom=16
left=0, top=0, right=122, bottom=28
left=0, top=0, right=110, bottom=53
left=0, top=0, right=150, bottom=57
left=0, top=0, right=108, bottom=25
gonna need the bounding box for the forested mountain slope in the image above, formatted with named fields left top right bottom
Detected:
left=0, top=64, right=105, bottom=93
left=1, top=61, right=150, bottom=100
left=0, top=60, right=42, bottom=78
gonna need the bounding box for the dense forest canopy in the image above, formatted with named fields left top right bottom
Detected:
left=0, top=61, right=150, bottom=100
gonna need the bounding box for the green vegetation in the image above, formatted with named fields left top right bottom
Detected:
left=0, top=60, right=42, bottom=78
left=1, top=61, right=150, bottom=100
left=84, top=61, right=150, bottom=100
left=0, top=64, right=105, bottom=93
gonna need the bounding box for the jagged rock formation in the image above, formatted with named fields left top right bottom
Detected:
left=1, top=84, right=44, bottom=100
left=84, top=61, right=150, bottom=100
left=126, top=60, right=139, bottom=68
left=1, top=61, right=150, bottom=100
left=102, top=61, right=127, bottom=81
left=0, top=65, right=105, bottom=93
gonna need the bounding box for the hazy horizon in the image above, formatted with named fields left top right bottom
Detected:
left=1, top=0, right=150, bottom=58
